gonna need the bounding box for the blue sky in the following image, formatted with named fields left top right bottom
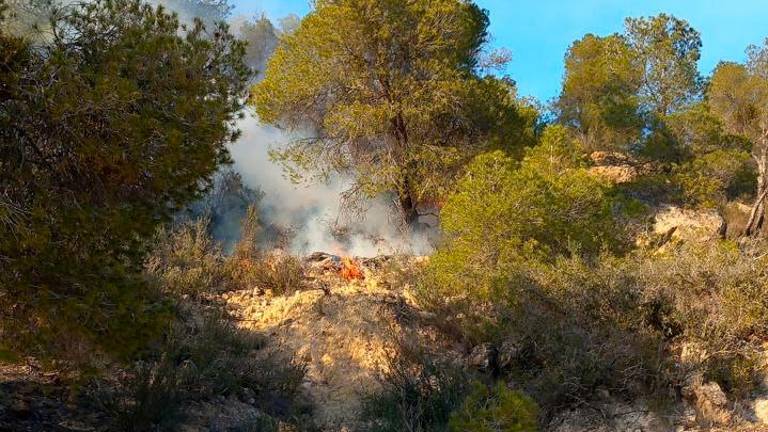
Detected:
left=231, top=0, right=768, bottom=102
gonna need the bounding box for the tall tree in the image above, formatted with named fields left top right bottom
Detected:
left=154, top=0, right=231, bottom=27
left=557, top=33, right=643, bottom=151
left=238, top=14, right=279, bottom=79
left=0, top=0, right=249, bottom=360
left=625, top=14, right=702, bottom=117
left=252, top=0, right=533, bottom=225
left=709, top=51, right=768, bottom=236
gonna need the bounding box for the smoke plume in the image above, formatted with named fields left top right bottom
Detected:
left=19, top=0, right=437, bottom=257
left=230, top=114, right=435, bottom=257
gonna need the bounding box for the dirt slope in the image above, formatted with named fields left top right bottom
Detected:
left=222, top=256, right=441, bottom=431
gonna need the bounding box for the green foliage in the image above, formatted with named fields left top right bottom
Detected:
left=504, top=254, right=662, bottom=408
left=673, top=149, right=755, bottom=208
left=625, top=14, right=702, bottom=116
left=557, top=33, right=643, bottom=151
left=426, top=126, right=627, bottom=311
left=158, top=0, right=232, bottom=27
left=557, top=14, right=703, bottom=159
left=448, top=383, right=539, bottom=432
left=0, top=0, right=249, bottom=362
left=423, top=222, right=768, bottom=409
left=253, top=0, right=534, bottom=222
left=709, top=59, right=768, bottom=146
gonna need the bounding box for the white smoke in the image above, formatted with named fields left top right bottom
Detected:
left=229, top=113, right=435, bottom=257
left=126, top=0, right=437, bottom=256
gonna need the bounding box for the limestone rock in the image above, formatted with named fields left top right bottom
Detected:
left=754, top=398, right=768, bottom=424
left=682, top=375, right=732, bottom=427
left=588, top=151, right=653, bottom=184
left=653, top=206, right=725, bottom=244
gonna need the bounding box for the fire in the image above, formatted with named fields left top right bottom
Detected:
left=339, top=257, right=364, bottom=281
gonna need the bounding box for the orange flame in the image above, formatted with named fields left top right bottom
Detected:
left=339, top=257, right=364, bottom=281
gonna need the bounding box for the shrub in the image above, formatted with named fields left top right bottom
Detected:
left=227, top=206, right=305, bottom=295
left=190, top=170, right=265, bottom=251
left=0, top=0, right=249, bottom=362
left=419, top=125, right=635, bottom=340
left=107, top=360, right=186, bottom=432
left=146, top=218, right=231, bottom=299
left=423, top=235, right=768, bottom=414
left=634, top=240, right=768, bottom=395
left=228, top=249, right=305, bottom=295
left=362, top=338, right=470, bottom=432
left=493, top=255, right=663, bottom=409
left=250, top=254, right=306, bottom=295
left=103, top=312, right=310, bottom=431
left=672, top=149, right=755, bottom=208
left=448, top=382, right=539, bottom=432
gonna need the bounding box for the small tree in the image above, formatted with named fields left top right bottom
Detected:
left=0, top=0, right=249, bottom=360
left=253, top=0, right=534, bottom=226
left=625, top=14, right=702, bottom=117
left=156, top=0, right=232, bottom=27
left=427, top=126, right=626, bottom=303
left=709, top=49, right=768, bottom=236
left=557, top=33, right=643, bottom=152
left=238, top=14, right=278, bottom=78
left=556, top=14, right=702, bottom=158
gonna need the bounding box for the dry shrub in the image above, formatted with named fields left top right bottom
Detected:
left=225, top=205, right=305, bottom=295
left=145, top=218, right=231, bottom=298
left=362, top=336, right=470, bottom=432
left=635, top=240, right=768, bottom=395
left=420, top=239, right=768, bottom=413
left=147, top=208, right=306, bottom=298
left=101, top=312, right=311, bottom=431
left=230, top=252, right=305, bottom=295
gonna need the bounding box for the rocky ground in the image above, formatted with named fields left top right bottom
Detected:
left=0, top=362, right=109, bottom=432
left=6, top=242, right=768, bottom=431
left=220, top=253, right=449, bottom=431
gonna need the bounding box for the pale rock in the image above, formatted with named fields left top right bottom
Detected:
left=468, top=343, right=493, bottom=370
left=754, top=398, right=768, bottom=424
left=682, top=375, right=732, bottom=427
left=653, top=205, right=725, bottom=244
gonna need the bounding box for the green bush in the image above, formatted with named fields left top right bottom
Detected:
left=448, top=382, right=539, bottom=432
left=423, top=235, right=768, bottom=412
left=494, top=254, right=662, bottom=408
left=672, top=149, right=755, bottom=208
left=0, top=0, right=249, bottom=363
left=419, top=125, right=634, bottom=338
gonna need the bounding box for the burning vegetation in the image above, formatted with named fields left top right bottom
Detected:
left=339, top=257, right=364, bottom=281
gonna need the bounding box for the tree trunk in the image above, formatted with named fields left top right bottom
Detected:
left=397, top=179, right=420, bottom=227
left=389, top=111, right=420, bottom=227
left=745, top=145, right=768, bottom=237
left=745, top=186, right=768, bottom=236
